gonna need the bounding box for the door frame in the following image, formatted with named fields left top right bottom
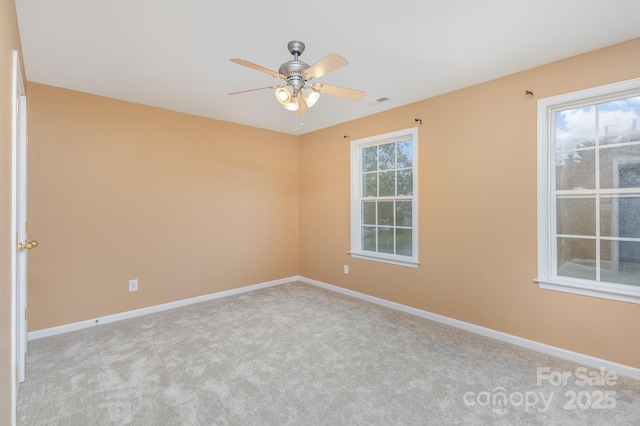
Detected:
left=10, top=49, right=27, bottom=426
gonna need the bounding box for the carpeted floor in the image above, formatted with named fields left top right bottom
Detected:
left=17, top=281, right=640, bottom=425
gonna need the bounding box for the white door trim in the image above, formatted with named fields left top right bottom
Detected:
left=10, top=49, right=27, bottom=426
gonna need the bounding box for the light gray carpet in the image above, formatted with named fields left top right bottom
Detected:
left=17, top=281, right=640, bottom=425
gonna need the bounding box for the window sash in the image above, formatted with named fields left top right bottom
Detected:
left=351, top=128, right=419, bottom=267
left=537, top=77, right=640, bottom=304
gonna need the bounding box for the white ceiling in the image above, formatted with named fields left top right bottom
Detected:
left=15, top=0, right=640, bottom=135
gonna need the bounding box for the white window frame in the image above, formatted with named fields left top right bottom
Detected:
left=350, top=127, right=419, bottom=268
left=537, top=77, right=640, bottom=304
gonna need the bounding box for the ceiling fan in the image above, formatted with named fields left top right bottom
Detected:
left=229, top=41, right=365, bottom=114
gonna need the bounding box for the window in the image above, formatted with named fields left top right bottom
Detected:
left=350, top=127, right=418, bottom=267
left=537, top=78, right=640, bottom=304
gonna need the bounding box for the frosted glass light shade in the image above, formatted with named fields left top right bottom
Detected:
left=275, top=86, right=293, bottom=104
left=284, top=95, right=299, bottom=111
left=303, top=89, right=320, bottom=107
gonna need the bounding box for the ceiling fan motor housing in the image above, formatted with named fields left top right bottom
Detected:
left=279, top=61, right=309, bottom=93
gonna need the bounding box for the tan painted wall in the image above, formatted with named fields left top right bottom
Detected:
left=299, top=38, right=640, bottom=369
left=0, top=0, right=24, bottom=422
left=27, top=83, right=299, bottom=330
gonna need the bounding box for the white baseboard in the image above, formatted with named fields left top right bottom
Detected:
left=29, top=274, right=640, bottom=381
left=28, top=276, right=297, bottom=340
left=298, top=276, right=640, bottom=381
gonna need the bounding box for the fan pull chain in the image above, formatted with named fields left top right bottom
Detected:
left=293, top=112, right=305, bottom=132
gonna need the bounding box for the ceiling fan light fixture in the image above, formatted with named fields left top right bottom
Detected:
left=275, top=86, right=292, bottom=104
left=302, top=89, right=320, bottom=108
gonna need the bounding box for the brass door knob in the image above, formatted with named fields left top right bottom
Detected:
left=18, top=240, right=39, bottom=250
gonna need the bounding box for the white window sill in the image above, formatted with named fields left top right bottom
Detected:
left=535, top=277, right=640, bottom=305
left=349, top=251, right=419, bottom=268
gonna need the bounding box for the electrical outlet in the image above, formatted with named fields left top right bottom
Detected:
left=128, top=279, right=138, bottom=292
left=344, top=265, right=349, bottom=274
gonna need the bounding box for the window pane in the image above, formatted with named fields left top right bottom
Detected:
left=377, top=201, right=393, bottom=226
left=597, top=97, right=640, bottom=145
left=362, top=226, right=376, bottom=251
left=397, top=139, right=413, bottom=168
left=601, top=130, right=640, bottom=145
left=379, top=143, right=395, bottom=170
left=363, top=173, right=377, bottom=197
left=555, top=150, right=595, bottom=190
left=618, top=162, right=640, bottom=188
left=396, top=201, right=412, bottom=227
left=396, top=228, right=412, bottom=256
left=557, top=237, right=596, bottom=280
left=378, top=227, right=394, bottom=253
left=379, top=171, right=396, bottom=196
left=362, top=146, right=377, bottom=172
left=555, top=107, right=597, bottom=151
left=362, top=201, right=376, bottom=225
left=599, top=146, right=640, bottom=189
left=600, top=196, right=640, bottom=238
left=397, top=170, right=413, bottom=196
left=600, top=240, right=640, bottom=285
left=556, top=196, right=595, bottom=236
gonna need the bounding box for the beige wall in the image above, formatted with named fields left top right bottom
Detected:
left=27, top=83, right=299, bottom=330
left=299, top=38, right=640, bottom=369
left=0, top=0, right=23, bottom=422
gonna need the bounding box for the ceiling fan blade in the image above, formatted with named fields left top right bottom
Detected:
left=302, top=54, right=348, bottom=80
left=230, top=59, right=286, bottom=80
left=229, top=85, right=281, bottom=95
left=312, top=83, right=366, bottom=101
